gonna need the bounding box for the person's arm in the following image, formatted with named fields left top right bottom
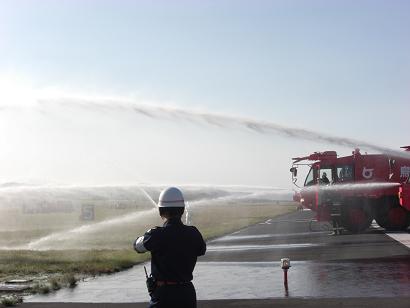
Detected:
left=196, top=228, right=206, bottom=256
left=134, top=236, right=147, bottom=253
left=133, top=227, right=161, bottom=254
left=199, top=238, right=206, bottom=256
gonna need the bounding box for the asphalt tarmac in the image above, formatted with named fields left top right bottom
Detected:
left=24, top=210, right=410, bottom=307
left=21, top=297, right=410, bottom=308
left=204, top=210, right=409, bottom=262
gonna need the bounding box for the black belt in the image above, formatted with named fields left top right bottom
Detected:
left=156, top=280, right=190, bottom=287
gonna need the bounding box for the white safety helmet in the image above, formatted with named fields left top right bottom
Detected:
left=158, top=187, right=185, bottom=208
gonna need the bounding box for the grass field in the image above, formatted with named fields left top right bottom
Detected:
left=0, top=250, right=148, bottom=279
left=0, top=201, right=296, bottom=297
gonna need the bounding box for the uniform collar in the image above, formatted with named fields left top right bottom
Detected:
left=163, top=217, right=183, bottom=227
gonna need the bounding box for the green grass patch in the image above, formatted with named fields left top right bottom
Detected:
left=0, top=295, right=23, bottom=306
left=194, top=203, right=295, bottom=239
left=0, top=249, right=149, bottom=281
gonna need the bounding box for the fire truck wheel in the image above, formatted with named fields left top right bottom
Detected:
left=374, top=216, right=388, bottom=229
left=375, top=198, right=409, bottom=231
left=341, top=206, right=373, bottom=233
left=374, top=205, right=389, bottom=229
left=384, top=206, right=409, bottom=231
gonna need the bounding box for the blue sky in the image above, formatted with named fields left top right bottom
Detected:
left=0, top=0, right=409, bottom=187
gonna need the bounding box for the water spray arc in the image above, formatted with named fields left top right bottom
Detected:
left=24, top=208, right=157, bottom=250
left=138, top=187, right=158, bottom=208
left=36, top=98, right=410, bottom=159
left=21, top=187, right=159, bottom=250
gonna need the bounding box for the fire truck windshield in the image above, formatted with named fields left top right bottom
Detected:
left=304, top=167, right=315, bottom=186
left=304, top=166, right=335, bottom=186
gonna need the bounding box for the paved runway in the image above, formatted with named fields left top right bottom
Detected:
left=20, top=297, right=410, bottom=308
left=25, top=210, right=410, bottom=306
left=204, top=210, right=409, bottom=262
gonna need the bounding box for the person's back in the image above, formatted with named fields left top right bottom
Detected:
left=144, top=218, right=205, bottom=282
left=134, top=187, right=206, bottom=308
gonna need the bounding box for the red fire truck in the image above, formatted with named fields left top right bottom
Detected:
left=291, top=147, right=410, bottom=232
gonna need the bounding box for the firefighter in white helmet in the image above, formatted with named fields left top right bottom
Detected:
left=134, top=187, right=206, bottom=308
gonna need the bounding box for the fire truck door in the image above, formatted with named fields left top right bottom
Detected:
left=317, top=167, right=333, bottom=220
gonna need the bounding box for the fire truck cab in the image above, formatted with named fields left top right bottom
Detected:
left=291, top=148, right=410, bottom=232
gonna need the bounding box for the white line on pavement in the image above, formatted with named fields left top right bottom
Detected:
left=386, top=233, right=410, bottom=249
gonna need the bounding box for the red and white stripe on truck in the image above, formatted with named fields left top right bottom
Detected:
left=398, top=182, right=410, bottom=211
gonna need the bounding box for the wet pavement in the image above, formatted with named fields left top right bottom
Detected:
left=19, top=298, right=410, bottom=308
left=27, top=210, right=410, bottom=303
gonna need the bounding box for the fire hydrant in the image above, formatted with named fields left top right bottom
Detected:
left=280, top=258, right=291, bottom=287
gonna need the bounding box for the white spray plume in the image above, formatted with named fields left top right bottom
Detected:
left=138, top=187, right=158, bottom=208
left=301, top=182, right=400, bottom=193
left=0, top=185, right=291, bottom=250
left=30, top=97, right=410, bottom=159
left=23, top=208, right=157, bottom=250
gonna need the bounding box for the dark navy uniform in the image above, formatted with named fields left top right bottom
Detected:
left=135, top=218, right=206, bottom=308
